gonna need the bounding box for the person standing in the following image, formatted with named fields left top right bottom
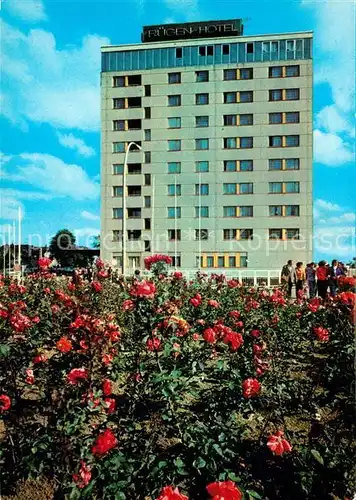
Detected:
left=329, top=259, right=339, bottom=297
left=295, top=262, right=306, bottom=295
left=281, top=260, right=296, bottom=297
left=316, top=261, right=329, bottom=299
left=306, top=263, right=317, bottom=298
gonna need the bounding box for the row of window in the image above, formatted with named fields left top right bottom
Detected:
left=201, top=254, right=248, bottom=269
left=113, top=112, right=300, bottom=131
left=112, top=158, right=300, bottom=175
left=112, top=88, right=300, bottom=109
left=112, top=65, right=300, bottom=88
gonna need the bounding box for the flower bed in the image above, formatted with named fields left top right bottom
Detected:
left=0, top=268, right=355, bottom=499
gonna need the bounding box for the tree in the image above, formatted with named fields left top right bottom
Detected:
left=92, top=234, right=100, bottom=249
left=347, top=257, right=356, bottom=269
left=49, top=229, right=76, bottom=268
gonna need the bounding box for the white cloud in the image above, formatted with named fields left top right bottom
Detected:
left=1, top=20, right=110, bottom=131
left=1, top=188, right=52, bottom=201
left=164, top=0, right=199, bottom=19
left=81, top=211, right=100, bottom=221
left=57, top=133, right=96, bottom=158
left=313, top=130, right=353, bottom=166
left=314, top=199, right=342, bottom=212
left=74, top=228, right=100, bottom=248
left=316, top=105, right=353, bottom=137
left=0, top=196, right=25, bottom=221
left=3, top=0, right=47, bottom=22
left=9, top=153, right=100, bottom=200
left=314, top=226, right=355, bottom=259
left=163, top=17, right=177, bottom=24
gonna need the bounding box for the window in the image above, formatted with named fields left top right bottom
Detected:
left=144, top=240, right=151, bottom=252
left=217, top=256, right=225, bottom=267
left=130, top=141, right=142, bottom=152
left=144, top=174, right=151, bottom=186
left=269, top=229, right=283, bottom=239
left=113, top=186, right=123, bottom=197
left=246, top=42, right=254, bottom=54
left=269, top=113, right=283, bottom=124
left=144, top=196, right=151, bottom=208
left=223, top=206, right=237, bottom=217
left=113, top=76, right=125, bottom=87
left=113, top=230, right=122, bottom=241
left=167, top=207, right=181, bottom=218
left=128, top=186, right=141, bottom=197
left=145, top=85, right=151, bottom=96
left=269, top=205, right=283, bottom=216
left=128, top=164, right=142, bottom=174
left=113, top=120, right=125, bottom=131
left=224, top=183, right=237, bottom=195
left=223, top=229, right=237, bottom=240
left=286, top=205, right=300, bottom=216
left=199, top=46, right=206, bottom=56
left=207, top=46, right=214, bottom=56
left=127, top=119, right=142, bottom=130
left=196, top=71, right=209, bottom=82
left=240, top=206, right=253, bottom=217
left=196, top=116, right=209, bottom=127
left=113, top=142, right=125, bottom=153
left=168, top=95, right=181, bottom=106
left=127, top=208, right=141, bottom=218
left=145, top=107, right=151, bottom=119
left=285, top=112, right=300, bottom=123
left=224, top=160, right=237, bottom=172
left=285, top=88, right=300, bottom=100
left=195, top=184, right=209, bottom=195
left=176, top=48, right=182, bottom=59
left=240, top=137, right=253, bottom=149
left=240, top=254, right=248, bottom=268
left=269, top=182, right=283, bottom=194
left=171, top=255, right=181, bottom=267
left=195, top=229, right=208, bottom=240
left=113, top=98, right=125, bottom=109
left=285, top=135, right=299, bottom=147
left=240, top=160, right=253, bottom=171
left=196, top=93, right=209, bottom=105
left=144, top=129, right=151, bottom=141
left=207, top=256, right=214, bottom=267
left=168, top=117, right=181, bottom=128
left=168, top=140, right=181, bottom=151
left=240, top=183, right=253, bottom=194
left=285, top=182, right=300, bottom=193
left=224, top=115, right=237, bottom=126
left=168, top=184, right=181, bottom=196
left=286, top=229, right=300, bottom=239
left=113, top=164, right=124, bottom=175
left=127, top=75, right=141, bottom=86
left=169, top=72, right=181, bottom=84
left=144, top=151, right=151, bottom=163
left=285, top=65, right=300, bottom=77
left=196, top=161, right=209, bottom=172
left=240, top=114, right=253, bottom=125
left=127, top=97, right=141, bottom=108
left=224, top=137, right=237, bottom=149
left=286, top=158, right=300, bottom=170
left=113, top=208, right=123, bottom=219
left=228, top=256, right=236, bottom=267
left=224, top=92, right=237, bottom=104
left=269, top=159, right=283, bottom=170
left=196, top=138, right=209, bottom=150
left=168, top=162, right=181, bottom=174
left=195, top=206, right=209, bottom=218
left=224, top=69, right=237, bottom=81
left=222, top=44, right=230, bottom=55
left=168, top=229, right=181, bottom=241
left=269, top=66, right=283, bottom=78
left=269, top=136, right=283, bottom=147
left=240, top=229, right=253, bottom=240
left=240, top=68, right=253, bottom=80
left=240, top=91, right=253, bottom=102
left=144, top=218, right=151, bottom=230
left=269, top=89, right=283, bottom=101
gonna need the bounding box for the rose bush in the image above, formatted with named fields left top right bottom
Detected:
left=0, top=266, right=355, bottom=499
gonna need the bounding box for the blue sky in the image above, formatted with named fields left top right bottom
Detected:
left=0, top=0, right=355, bottom=262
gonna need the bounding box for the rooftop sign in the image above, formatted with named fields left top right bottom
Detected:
left=142, top=19, right=243, bottom=43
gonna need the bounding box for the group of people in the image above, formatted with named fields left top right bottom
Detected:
left=281, top=259, right=347, bottom=299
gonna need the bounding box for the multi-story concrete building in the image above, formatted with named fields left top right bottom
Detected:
left=100, top=20, right=313, bottom=273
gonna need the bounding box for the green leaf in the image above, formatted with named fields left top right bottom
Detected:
left=0, top=344, right=10, bottom=357
left=311, top=449, right=324, bottom=465
left=174, top=457, right=184, bottom=468
left=247, top=490, right=263, bottom=499
left=158, top=461, right=167, bottom=469
left=213, top=443, right=224, bottom=457
left=193, top=457, right=206, bottom=469
left=228, top=472, right=241, bottom=482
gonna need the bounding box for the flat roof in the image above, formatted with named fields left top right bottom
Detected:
left=101, top=30, right=313, bottom=52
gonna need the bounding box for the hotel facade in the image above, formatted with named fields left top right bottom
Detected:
left=100, top=20, right=313, bottom=273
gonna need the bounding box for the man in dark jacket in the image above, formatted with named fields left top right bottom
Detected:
left=281, top=260, right=296, bottom=297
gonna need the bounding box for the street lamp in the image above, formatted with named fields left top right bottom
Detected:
left=122, top=142, right=142, bottom=276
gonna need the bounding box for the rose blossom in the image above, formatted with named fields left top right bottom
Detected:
left=147, top=337, right=161, bottom=351
left=122, top=299, right=135, bottom=311
left=104, top=397, right=116, bottom=414
left=67, top=368, right=89, bottom=385
left=33, top=354, right=48, bottom=364
left=267, top=430, right=292, bottom=456
left=203, top=328, right=216, bottom=344
left=25, top=369, right=35, bottom=385
left=102, top=379, right=112, bottom=396
left=91, top=428, right=118, bottom=456
left=0, top=394, right=11, bottom=412
left=251, top=329, right=261, bottom=338
left=313, top=326, right=329, bottom=342
left=130, top=280, right=156, bottom=299
left=56, top=336, right=73, bottom=353
left=242, top=378, right=261, bottom=398
left=190, top=293, right=202, bottom=307
left=156, top=486, right=188, bottom=500
left=91, top=281, right=103, bottom=292
left=208, top=299, right=220, bottom=308
left=73, top=461, right=92, bottom=489
left=206, top=480, right=242, bottom=500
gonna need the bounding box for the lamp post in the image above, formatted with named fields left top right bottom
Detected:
left=122, top=142, right=142, bottom=276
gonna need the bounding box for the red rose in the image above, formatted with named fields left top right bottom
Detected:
left=308, top=297, right=321, bottom=313
left=92, top=428, right=118, bottom=456
left=190, top=293, right=202, bottom=307
left=156, top=486, right=188, bottom=500
left=73, top=460, right=91, bottom=489
left=0, top=394, right=11, bottom=412
left=32, top=316, right=40, bottom=324
left=102, top=379, right=112, bottom=396
left=102, top=353, right=114, bottom=366
left=44, top=287, right=51, bottom=294
left=147, top=337, right=161, bottom=351
left=56, top=336, right=73, bottom=353
left=25, top=368, right=35, bottom=385
left=208, top=299, right=220, bottom=308
left=203, top=328, right=216, bottom=344
left=123, top=299, right=135, bottom=311
left=91, top=281, right=102, bottom=292
left=38, top=257, right=52, bottom=269
left=51, top=305, right=60, bottom=314
left=96, top=258, right=105, bottom=269
left=242, top=378, right=261, bottom=398
left=172, top=271, right=183, bottom=280
left=130, top=280, right=156, bottom=299
left=251, top=329, right=261, bottom=337
left=206, top=480, right=242, bottom=500
left=224, top=331, right=244, bottom=351
left=67, top=368, right=89, bottom=385
left=104, top=397, right=116, bottom=414
left=192, top=333, right=200, bottom=341
left=229, top=310, right=240, bottom=319
left=32, top=354, right=48, bottom=364
left=267, top=430, right=292, bottom=456
left=313, top=326, right=329, bottom=341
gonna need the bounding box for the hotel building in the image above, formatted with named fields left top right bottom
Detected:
left=100, top=20, right=313, bottom=272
